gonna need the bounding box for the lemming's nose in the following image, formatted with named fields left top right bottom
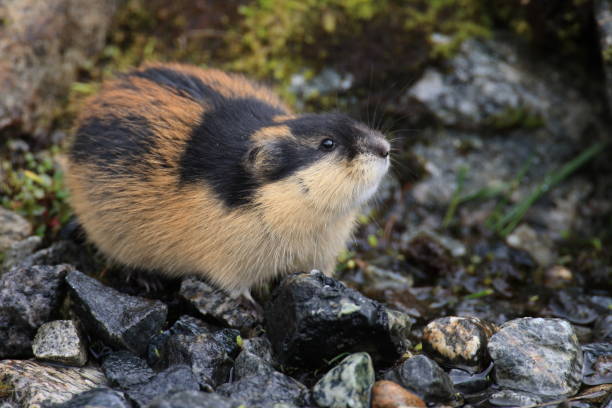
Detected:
left=372, top=139, right=390, bottom=158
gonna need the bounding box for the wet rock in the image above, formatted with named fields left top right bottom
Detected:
left=0, top=264, right=71, bottom=358
left=0, top=359, right=107, bottom=406
left=1, top=235, right=41, bottom=271
left=66, top=269, right=168, bottom=356
left=408, top=37, right=594, bottom=137
left=593, top=314, right=612, bottom=342
left=32, top=320, right=87, bottom=366
left=119, top=365, right=198, bottom=407
left=549, top=289, right=602, bottom=325
left=53, top=388, right=130, bottom=408
left=448, top=363, right=493, bottom=394
left=180, top=277, right=261, bottom=332
left=383, top=355, right=460, bottom=405
left=312, top=352, right=374, bottom=408
left=265, top=271, right=411, bottom=368
left=488, top=317, right=583, bottom=397
left=0, top=207, right=31, bottom=253
left=422, top=316, right=498, bottom=373
left=216, top=371, right=307, bottom=407
left=148, top=326, right=233, bottom=389
left=371, top=380, right=426, bottom=408
left=582, top=343, right=612, bottom=386
left=596, top=0, right=612, bottom=113
left=102, top=351, right=155, bottom=388
left=489, top=389, right=543, bottom=407
left=0, top=0, right=117, bottom=138
left=148, top=390, right=238, bottom=408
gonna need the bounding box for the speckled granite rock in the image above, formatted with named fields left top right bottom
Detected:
left=487, top=317, right=583, bottom=398
left=0, top=264, right=71, bottom=358
left=0, top=359, right=107, bottom=406
left=66, top=269, right=167, bottom=356
left=124, top=365, right=200, bottom=407
left=216, top=371, right=308, bottom=407
left=32, top=320, right=87, bottom=366
left=265, top=271, right=411, bottom=368
left=102, top=351, right=155, bottom=389
left=148, top=390, right=239, bottom=408
left=312, top=352, right=375, bottom=408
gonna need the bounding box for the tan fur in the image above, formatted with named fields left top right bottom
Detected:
left=66, top=63, right=388, bottom=292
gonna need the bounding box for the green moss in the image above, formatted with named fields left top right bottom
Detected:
left=485, top=106, right=544, bottom=130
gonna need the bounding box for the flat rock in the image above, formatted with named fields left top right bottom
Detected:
left=487, top=317, right=583, bottom=397
left=0, top=207, right=31, bottom=253
left=312, top=352, right=375, bottom=408
left=371, top=380, right=426, bottom=408
left=0, top=0, right=117, bottom=138
left=0, top=264, right=71, bottom=358
left=422, top=316, right=498, bottom=373
left=53, top=388, right=130, bottom=408
left=180, top=278, right=261, bottom=332
left=32, top=320, right=87, bottom=366
left=66, top=270, right=167, bottom=356
left=0, top=359, right=107, bottom=406
left=101, top=350, right=155, bottom=389
left=383, top=355, right=461, bottom=405
left=264, top=271, right=411, bottom=368
left=148, top=390, right=239, bottom=408
left=216, top=371, right=307, bottom=407
left=124, top=365, right=200, bottom=407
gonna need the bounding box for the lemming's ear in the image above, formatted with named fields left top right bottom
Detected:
left=244, top=141, right=282, bottom=179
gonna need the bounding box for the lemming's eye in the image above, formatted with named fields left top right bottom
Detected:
left=320, top=138, right=335, bottom=151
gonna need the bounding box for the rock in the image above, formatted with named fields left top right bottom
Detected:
left=549, top=289, right=603, bottom=325
left=448, top=363, right=493, bottom=394
left=1, top=235, right=41, bottom=271
left=593, top=314, right=612, bottom=342
left=487, top=317, right=583, bottom=397
left=582, top=343, right=612, bottom=386
left=422, top=316, right=498, bottom=373
left=241, top=336, right=273, bottom=362
left=454, top=298, right=520, bottom=327
left=0, top=359, right=107, bottom=406
left=18, top=241, right=88, bottom=271
left=101, top=351, right=155, bottom=389
left=234, top=346, right=275, bottom=380
left=216, top=371, right=307, bottom=407
left=148, top=328, right=233, bottom=389
left=312, top=352, right=374, bottom=408
left=0, top=0, right=117, bottom=138
left=383, top=355, right=460, bottom=405
left=180, top=278, right=262, bottom=332
left=0, top=264, right=71, bottom=358
left=66, top=269, right=168, bottom=356
left=265, top=271, right=410, bottom=368
left=371, top=380, right=426, bottom=408
left=124, top=365, right=200, bottom=407
left=0, top=207, right=31, bottom=253
left=32, top=320, right=87, bottom=366
left=489, top=389, right=543, bottom=406
left=53, top=388, right=131, bottom=408
left=408, top=37, right=594, bottom=137
left=148, top=390, right=239, bottom=408
left=596, top=0, right=612, bottom=114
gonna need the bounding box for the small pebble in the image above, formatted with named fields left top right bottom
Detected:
left=32, top=320, right=87, bottom=366
left=371, top=380, right=425, bottom=408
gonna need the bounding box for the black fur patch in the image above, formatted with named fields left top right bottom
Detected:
left=70, top=114, right=156, bottom=174
left=179, top=98, right=286, bottom=207
left=128, top=67, right=224, bottom=105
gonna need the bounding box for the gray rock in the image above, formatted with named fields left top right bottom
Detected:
left=180, top=278, right=261, bottom=332
left=148, top=391, right=239, bottom=408
left=488, top=317, right=583, bottom=397
left=102, top=351, right=155, bottom=388
left=593, top=314, right=612, bottom=342
left=595, top=0, right=612, bottom=114
left=2, top=235, right=40, bottom=271
left=53, top=388, right=130, bottom=408
left=422, top=316, right=498, bottom=373
left=264, top=271, right=411, bottom=368
left=0, top=207, right=31, bottom=253
left=234, top=347, right=275, bottom=380
left=216, top=371, right=307, bottom=407
left=32, top=320, right=87, bottom=366
left=489, top=389, right=543, bottom=406
left=448, top=364, right=493, bottom=394
left=0, top=264, right=71, bottom=358
left=66, top=269, right=167, bottom=356
left=383, top=355, right=461, bottom=405
left=125, top=365, right=200, bottom=407
left=0, top=359, right=107, bottom=406
left=312, top=352, right=375, bottom=408
left=582, top=343, right=612, bottom=386
left=0, top=0, right=117, bottom=138
left=241, top=336, right=273, bottom=363
left=18, top=241, right=85, bottom=270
